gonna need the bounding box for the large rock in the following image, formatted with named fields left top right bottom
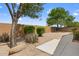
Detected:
left=9, top=43, right=26, bottom=55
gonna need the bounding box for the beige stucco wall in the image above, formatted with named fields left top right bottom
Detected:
left=0, top=23, right=11, bottom=35
left=45, top=26, right=51, bottom=33
left=0, top=23, right=53, bottom=35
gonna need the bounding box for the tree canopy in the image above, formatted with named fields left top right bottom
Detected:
left=47, top=7, right=75, bottom=27
left=64, top=15, right=75, bottom=27
left=5, top=3, right=44, bottom=20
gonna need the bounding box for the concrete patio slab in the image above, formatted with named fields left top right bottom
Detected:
left=53, top=34, right=79, bottom=56
left=36, top=39, right=61, bottom=55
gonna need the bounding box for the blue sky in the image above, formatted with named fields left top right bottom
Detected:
left=0, top=3, right=79, bottom=26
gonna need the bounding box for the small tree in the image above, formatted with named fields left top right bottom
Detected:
left=37, top=27, right=45, bottom=36
left=5, top=3, right=44, bottom=48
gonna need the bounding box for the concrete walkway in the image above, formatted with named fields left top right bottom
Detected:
left=36, top=32, right=71, bottom=55
left=53, top=34, right=79, bottom=56
left=36, top=39, right=60, bottom=55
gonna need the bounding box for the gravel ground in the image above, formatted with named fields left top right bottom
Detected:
left=0, top=45, right=10, bottom=56
left=0, top=32, right=71, bottom=56
left=11, top=32, right=71, bottom=56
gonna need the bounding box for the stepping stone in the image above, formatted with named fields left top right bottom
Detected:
left=36, top=39, right=61, bottom=55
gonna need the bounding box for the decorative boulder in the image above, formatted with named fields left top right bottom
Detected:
left=9, top=43, right=26, bottom=55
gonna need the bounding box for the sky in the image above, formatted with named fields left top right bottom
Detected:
left=0, top=3, right=79, bottom=26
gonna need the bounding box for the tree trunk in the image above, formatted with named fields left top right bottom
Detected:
left=10, top=18, right=18, bottom=48
left=56, top=23, right=59, bottom=31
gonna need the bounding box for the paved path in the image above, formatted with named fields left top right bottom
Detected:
left=36, top=32, right=71, bottom=55
left=53, top=34, right=79, bottom=56
left=36, top=39, right=60, bottom=55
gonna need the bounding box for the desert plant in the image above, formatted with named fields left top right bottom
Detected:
left=73, top=30, right=79, bottom=41
left=23, top=26, right=35, bottom=34
left=25, top=33, right=38, bottom=43
left=23, top=26, right=38, bottom=43
left=72, top=28, right=77, bottom=32
left=0, top=33, right=9, bottom=42
left=37, top=27, right=45, bottom=36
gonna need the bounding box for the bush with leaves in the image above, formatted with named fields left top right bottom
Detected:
left=23, top=26, right=38, bottom=43
left=0, top=33, right=9, bottom=42
left=37, top=27, right=45, bottom=36
left=23, top=26, right=35, bottom=34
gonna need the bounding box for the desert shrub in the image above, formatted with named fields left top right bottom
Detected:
left=73, top=30, right=79, bottom=41
left=23, top=26, right=38, bottom=43
left=25, top=33, right=38, bottom=43
left=23, top=26, right=35, bottom=34
left=0, top=33, right=9, bottom=42
left=37, top=27, right=45, bottom=36
left=72, top=28, right=77, bottom=32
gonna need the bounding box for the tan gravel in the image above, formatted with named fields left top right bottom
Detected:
left=0, top=45, right=10, bottom=56
left=11, top=32, right=71, bottom=56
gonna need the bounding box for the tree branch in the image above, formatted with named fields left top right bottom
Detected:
left=11, top=3, right=15, bottom=14
left=16, top=3, right=23, bottom=18
left=5, top=3, right=13, bottom=20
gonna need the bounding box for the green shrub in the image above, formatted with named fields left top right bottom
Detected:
left=23, top=26, right=38, bottom=43
left=73, top=30, right=79, bottom=41
left=37, top=27, right=45, bottom=36
left=0, top=33, right=9, bottom=42
left=23, top=26, right=35, bottom=34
